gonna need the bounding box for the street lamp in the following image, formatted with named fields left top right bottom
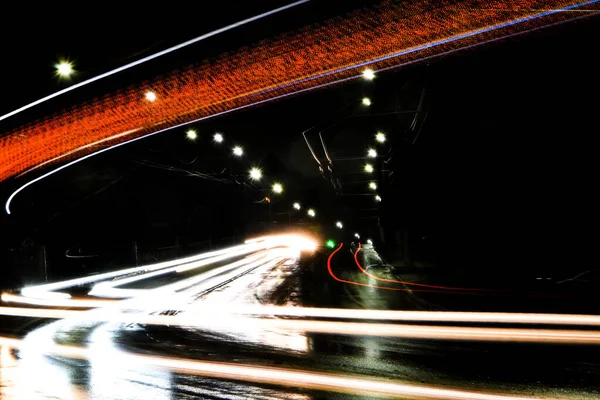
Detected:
left=232, top=146, right=243, bottom=157
left=213, top=133, right=224, bottom=143
left=293, top=202, right=301, bottom=210
left=335, top=221, right=343, bottom=229
left=362, top=68, right=375, bottom=80
left=249, top=167, right=262, bottom=181
left=55, top=61, right=73, bottom=78
left=369, top=182, right=377, bottom=190
left=367, top=148, right=377, bottom=158
left=362, top=97, right=372, bottom=106
left=354, top=233, right=360, bottom=239
left=367, top=239, right=373, bottom=245
left=145, top=91, right=157, bottom=102
left=375, top=195, right=382, bottom=202
left=307, top=209, right=316, bottom=217
left=186, top=130, right=197, bottom=140
left=375, top=132, right=386, bottom=143
left=272, top=183, right=283, bottom=194
left=364, top=164, right=374, bottom=173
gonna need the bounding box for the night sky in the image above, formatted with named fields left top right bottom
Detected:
left=1, top=2, right=598, bottom=286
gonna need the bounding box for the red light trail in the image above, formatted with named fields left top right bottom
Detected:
left=1, top=1, right=598, bottom=214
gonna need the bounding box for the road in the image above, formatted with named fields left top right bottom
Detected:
left=1, top=234, right=600, bottom=399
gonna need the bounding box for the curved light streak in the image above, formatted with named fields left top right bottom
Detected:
left=0, top=0, right=309, bottom=123
left=354, top=242, right=495, bottom=292
left=5, top=1, right=598, bottom=214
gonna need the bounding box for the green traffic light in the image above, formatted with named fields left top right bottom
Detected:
left=326, top=239, right=336, bottom=249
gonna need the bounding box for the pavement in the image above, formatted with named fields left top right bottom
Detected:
left=2, top=240, right=600, bottom=399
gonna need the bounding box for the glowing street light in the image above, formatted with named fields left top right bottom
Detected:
left=307, top=209, right=316, bottom=217
left=293, top=202, right=301, bottom=210
left=232, top=146, right=243, bottom=157
left=213, top=133, right=224, bottom=143
left=375, top=195, right=382, bottom=202
left=367, top=239, right=373, bottom=245
left=375, top=132, right=386, bottom=143
left=362, top=97, right=372, bottom=106
left=55, top=61, right=73, bottom=78
left=362, top=68, right=375, bottom=80
left=369, top=182, right=377, bottom=190
left=145, top=91, right=157, bottom=102
left=249, top=167, right=262, bottom=181
left=186, top=129, right=197, bottom=140
left=326, top=239, right=336, bottom=249
left=367, top=148, right=377, bottom=158
left=364, top=164, right=374, bottom=173
left=272, top=183, right=283, bottom=194
left=354, top=233, right=360, bottom=239
left=335, top=221, right=343, bottom=229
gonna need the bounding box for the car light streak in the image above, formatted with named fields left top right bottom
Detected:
left=3, top=305, right=600, bottom=345
left=20, top=241, right=266, bottom=299
left=5, top=303, right=600, bottom=328
left=89, top=243, right=266, bottom=298
left=328, top=243, right=491, bottom=295
left=0, top=335, right=567, bottom=399
left=0, top=0, right=309, bottom=123
left=354, top=243, right=495, bottom=292
left=4, top=1, right=599, bottom=217
left=1, top=293, right=116, bottom=308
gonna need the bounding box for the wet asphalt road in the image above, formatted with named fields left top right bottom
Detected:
left=2, top=244, right=600, bottom=399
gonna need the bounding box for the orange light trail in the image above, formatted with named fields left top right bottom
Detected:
left=1, top=1, right=598, bottom=204
left=0, top=335, right=567, bottom=399
left=2, top=307, right=600, bottom=345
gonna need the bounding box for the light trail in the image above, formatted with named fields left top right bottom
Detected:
left=328, top=243, right=489, bottom=295
left=0, top=0, right=309, bottom=123
left=1, top=293, right=115, bottom=308
left=88, top=242, right=266, bottom=298
left=5, top=302, right=600, bottom=327
left=0, top=335, right=559, bottom=399
left=3, top=304, right=600, bottom=344
left=20, top=240, right=267, bottom=298
left=4, top=1, right=599, bottom=215
left=354, top=243, right=495, bottom=292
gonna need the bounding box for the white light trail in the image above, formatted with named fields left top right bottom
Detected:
left=0, top=0, right=309, bottom=123
left=3, top=304, right=600, bottom=345
left=21, top=242, right=260, bottom=296
left=5, top=303, right=600, bottom=328
left=89, top=244, right=267, bottom=298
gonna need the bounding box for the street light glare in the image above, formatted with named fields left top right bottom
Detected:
left=307, top=209, right=316, bottom=217
left=375, top=195, right=382, bottom=202
left=367, top=148, right=377, bottom=158
left=375, top=132, right=386, bottom=143
left=354, top=233, right=360, bottom=239
left=232, top=146, right=243, bottom=156
left=145, top=91, right=157, bottom=102
left=362, top=97, right=372, bottom=106
left=55, top=61, right=73, bottom=78
left=249, top=167, right=262, bottom=181
left=362, top=68, right=375, bottom=80
left=272, top=183, right=283, bottom=194
left=335, top=221, right=343, bottom=229
left=364, top=164, right=374, bottom=173
left=367, top=239, right=373, bottom=245
left=293, top=202, right=301, bottom=210
left=186, top=130, right=197, bottom=140
left=213, top=133, right=224, bottom=143
left=369, top=182, right=377, bottom=190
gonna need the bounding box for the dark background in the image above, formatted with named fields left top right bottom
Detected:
left=0, top=2, right=598, bottom=287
